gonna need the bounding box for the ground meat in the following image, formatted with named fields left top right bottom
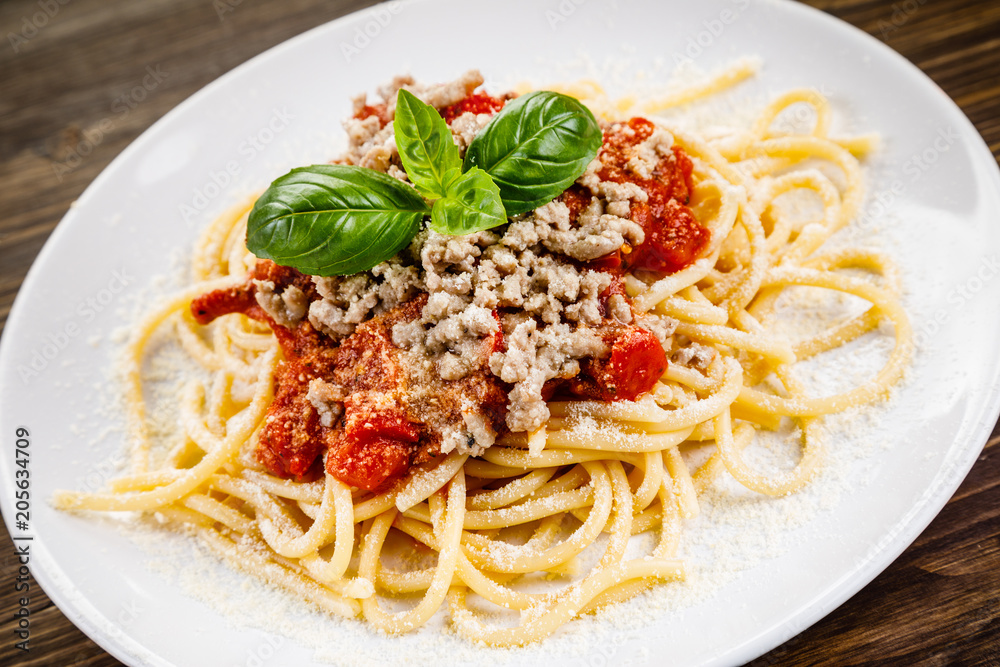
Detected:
left=635, top=314, right=678, bottom=350
left=341, top=70, right=485, bottom=172
left=671, top=341, right=717, bottom=370
left=192, top=72, right=714, bottom=484
left=625, top=126, right=675, bottom=179
left=340, top=114, right=396, bottom=172
left=331, top=294, right=507, bottom=473
left=308, top=260, right=423, bottom=341
left=449, top=111, right=494, bottom=150
left=607, top=294, right=633, bottom=324
left=471, top=230, right=614, bottom=326
left=306, top=378, right=344, bottom=428
left=254, top=280, right=307, bottom=329
left=420, top=229, right=498, bottom=295
left=512, top=199, right=645, bottom=263
left=191, top=260, right=316, bottom=326
left=400, top=69, right=484, bottom=112
left=489, top=318, right=606, bottom=433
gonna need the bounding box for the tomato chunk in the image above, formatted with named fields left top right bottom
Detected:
left=191, top=283, right=259, bottom=325
left=329, top=434, right=413, bottom=492
left=190, top=260, right=315, bottom=326
left=626, top=200, right=709, bottom=274
left=570, top=326, right=667, bottom=401
left=329, top=402, right=421, bottom=492
left=585, top=119, right=710, bottom=276
left=354, top=102, right=392, bottom=127
left=441, top=93, right=506, bottom=123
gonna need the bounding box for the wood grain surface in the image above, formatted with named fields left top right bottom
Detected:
left=1, top=1, right=998, bottom=665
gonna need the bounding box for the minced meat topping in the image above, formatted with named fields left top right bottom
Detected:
left=192, top=70, right=712, bottom=491
left=316, top=71, right=692, bottom=436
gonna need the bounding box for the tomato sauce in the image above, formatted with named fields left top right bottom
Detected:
left=560, top=184, right=593, bottom=221
left=188, top=111, right=704, bottom=489
left=440, top=92, right=507, bottom=123
left=353, top=102, right=392, bottom=127
left=567, top=324, right=667, bottom=402
left=257, top=322, right=338, bottom=480
left=191, top=265, right=508, bottom=492
left=328, top=400, right=421, bottom=491
left=561, top=117, right=710, bottom=276
left=192, top=264, right=429, bottom=490
left=354, top=91, right=507, bottom=128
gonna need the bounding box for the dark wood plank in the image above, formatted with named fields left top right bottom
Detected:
left=0, top=1, right=998, bottom=665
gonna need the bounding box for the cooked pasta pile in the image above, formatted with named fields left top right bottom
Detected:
left=54, top=64, right=911, bottom=647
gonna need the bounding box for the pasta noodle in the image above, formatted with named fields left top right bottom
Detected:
left=53, top=64, right=911, bottom=647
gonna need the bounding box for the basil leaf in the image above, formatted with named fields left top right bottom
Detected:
left=246, top=164, right=429, bottom=276
left=463, top=91, right=602, bottom=216
left=430, top=167, right=506, bottom=235
left=394, top=89, right=462, bottom=199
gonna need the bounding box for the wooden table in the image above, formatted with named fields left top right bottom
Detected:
left=1, top=1, right=997, bottom=665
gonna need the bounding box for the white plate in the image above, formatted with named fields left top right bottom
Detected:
left=3, top=1, right=1000, bottom=665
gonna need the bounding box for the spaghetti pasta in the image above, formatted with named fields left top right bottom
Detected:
left=53, top=63, right=911, bottom=647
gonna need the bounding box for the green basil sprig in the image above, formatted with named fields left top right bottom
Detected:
left=394, top=89, right=462, bottom=198
left=431, top=167, right=506, bottom=235
left=246, top=164, right=429, bottom=276
left=464, top=91, right=602, bottom=215
left=247, top=87, right=602, bottom=276
left=394, top=90, right=506, bottom=235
